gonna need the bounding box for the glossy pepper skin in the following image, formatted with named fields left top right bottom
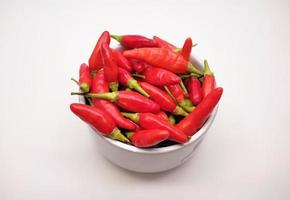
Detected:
left=89, top=31, right=110, bottom=71
left=153, top=36, right=176, bottom=51
left=100, top=43, right=119, bottom=92
left=79, top=91, right=160, bottom=113
left=70, top=103, right=129, bottom=143
left=79, top=63, right=92, bottom=93
left=118, top=67, right=149, bottom=97
left=139, top=81, right=188, bottom=116
left=156, top=111, right=169, bottom=121
left=91, top=71, right=135, bottom=130
left=111, top=34, right=158, bottom=49
left=112, top=50, right=133, bottom=72
left=180, top=37, right=192, bottom=61
left=123, top=48, right=202, bottom=75
left=201, top=60, right=216, bottom=99
left=126, top=129, right=170, bottom=148
left=129, top=59, right=146, bottom=73
left=142, top=66, right=181, bottom=86
left=122, top=112, right=188, bottom=144
left=176, top=87, right=223, bottom=136
left=187, top=77, right=202, bottom=105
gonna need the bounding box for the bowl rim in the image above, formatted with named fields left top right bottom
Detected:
left=89, top=49, right=219, bottom=154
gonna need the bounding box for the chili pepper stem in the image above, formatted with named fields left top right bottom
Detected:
left=121, top=112, right=140, bottom=123
left=204, top=59, right=213, bottom=75
left=132, top=73, right=145, bottom=79
left=179, top=81, right=188, bottom=94
left=179, top=99, right=193, bottom=107
left=70, top=77, right=80, bottom=85
left=125, top=132, right=134, bottom=139
left=187, top=63, right=203, bottom=76
left=179, top=104, right=195, bottom=113
left=179, top=73, right=203, bottom=79
left=164, top=86, right=178, bottom=103
left=72, top=92, right=119, bottom=102
left=127, top=79, right=150, bottom=97
left=111, top=35, right=122, bottom=43
left=168, top=114, right=176, bottom=125
left=173, top=106, right=188, bottom=116
left=109, top=82, right=119, bottom=92
left=110, top=128, right=131, bottom=143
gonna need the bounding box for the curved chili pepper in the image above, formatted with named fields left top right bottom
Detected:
left=123, top=48, right=202, bottom=75
left=201, top=60, right=216, bottom=99
left=187, top=77, right=202, bottom=105
left=111, top=34, right=157, bottom=49
left=180, top=37, right=193, bottom=61
left=153, top=36, right=176, bottom=51
left=165, top=84, right=194, bottom=112
left=91, top=71, right=135, bottom=130
left=118, top=67, right=149, bottom=97
left=141, top=66, right=181, bottom=86
left=139, top=81, right=188, bottom=116
left=129, top=59, right=146, bottom=73
left=89, top=31, right=110, bottom=71
left=156, top=111, right=169, bottom=121
left=100, top=43, right=119, bottom=92
left=122, top=112, right=188, bottom=144
left=112, top=50, right=133, bottom=72
left=79, top=63, right=92, bottom=93
left=176, top=87, right=223, bottom=136
left=72, top=91, right=160, bottom=113
left=126, top=129, right=170, bottom=148
left=70, top=103, right=129, bottom=143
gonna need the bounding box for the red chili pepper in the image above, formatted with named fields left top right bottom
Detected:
left=79, top=63, right=92, bottom=93
left=123, top=48, right=202, bottom=75
left=187, top=77, right=202, bottom=105
left=139, top=81, right=188, bottom=116
left=118, top=67, right=149, bottom=97
left=122, top=112, right=188, bottom=144
left=89, top=31, right=110, bottom=71
left=180, top=37, right=192, bottom=61
left=112, top=50, right=133, bottom=72
left=72, top=91, right=160, bottom=113
left=141, top=66, right=181, bottom=86
left=111, top=34, right=157, bottom=49
left=100, top=43, right=119, bottom=91
left=201, top=60, right=216, bottom=99
left=91, top=71, right=135, bottom=130
left=176, top=87, right=223, bottom=136
left=156, top=111, right=169, bottom=121
left=129, top=59, right=146, bottom=73
left=126, top=129, right=170, bottom=148
left=70, top=103, right=129, bottom=143
left=153, top=36, right=176, bottom=51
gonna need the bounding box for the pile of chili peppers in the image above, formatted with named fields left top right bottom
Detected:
left=70, top=31, right=223, bottom=148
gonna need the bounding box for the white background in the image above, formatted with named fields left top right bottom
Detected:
left=1, top=0, right=290, bottom=199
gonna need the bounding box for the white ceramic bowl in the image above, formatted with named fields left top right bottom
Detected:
left=85, top=51, right=219, bottom=173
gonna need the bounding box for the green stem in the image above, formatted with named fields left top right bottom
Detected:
left=121, top=112, right=140, bottom=123
left=203, top=59, right=213, bottom=75
left=111, top=35, right=123, bottom=43
left=132, top=74, right=145, bottom=79
left=125, top=132, right=134, bottom=140
left=187, top=63, right=203, bottom=76
left=110, top=128, right=130, bottom=144
left=71, top=92, right=118, bottom=102
left=164, top=86, right=178, bottom=103
left=173, top=106, right=188, bottom=116
left=71, top=77, right=80, bottom=85
left=127, top=79, right=150, bottom=97
left=168, top=114, right=176, bottom=125
left=179, top=73, right=203, bottom=79
left=179, top=81, right=188, bottom=94
left=109, top=82, right=119, bottom=92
